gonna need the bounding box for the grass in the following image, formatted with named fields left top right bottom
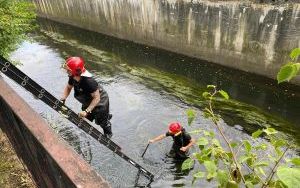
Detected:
left=0, top=129, right=36, bottom=188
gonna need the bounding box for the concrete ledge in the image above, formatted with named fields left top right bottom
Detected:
left=0, top=77, right=110, bottom=188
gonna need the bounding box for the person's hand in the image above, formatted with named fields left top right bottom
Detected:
left=78, top=111, right=88, bottom=118
left=60, top=98, right=66, bottom=104
left=180, top=146, right=188, bottom=152
left=149, top=139, right=155, bottom=143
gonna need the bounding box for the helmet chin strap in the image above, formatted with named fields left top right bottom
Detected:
left=174, top=131, right=182, bottom=136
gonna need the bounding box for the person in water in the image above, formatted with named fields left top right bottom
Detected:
left=60, top=56, right=113, bottom=138
left=149, top=122, right=195, bottom=159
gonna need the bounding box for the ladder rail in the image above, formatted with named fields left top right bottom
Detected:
left=0, top=56, right=154, bottom=180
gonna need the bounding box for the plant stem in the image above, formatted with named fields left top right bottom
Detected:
left=209, top=90, right=246, bottom=184
left=262, top=146, right=289, bottom=188
left=243, top=163, right=265, bottom=185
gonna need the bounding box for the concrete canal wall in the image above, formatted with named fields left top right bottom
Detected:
left=33, top=0, right=300, bottom=84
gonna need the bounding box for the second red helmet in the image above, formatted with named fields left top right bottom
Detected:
left=168, top=122, right=182, bottom=134
left=65, top=57, right=86, bottom=76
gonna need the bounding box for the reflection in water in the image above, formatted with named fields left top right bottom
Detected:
left=7, top=17, right=300, bottom=187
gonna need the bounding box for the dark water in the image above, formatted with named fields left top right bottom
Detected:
left=5, top=18, right=300, bottom=187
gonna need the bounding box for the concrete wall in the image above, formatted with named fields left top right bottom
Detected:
left=0, top=78, right=110, bottom=188
left=33, top=0, right=300, bottom=84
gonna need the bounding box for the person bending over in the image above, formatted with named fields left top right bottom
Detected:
left=149, top=122, right=195, bottom=159
left=61, top=56, right=112, bottom=138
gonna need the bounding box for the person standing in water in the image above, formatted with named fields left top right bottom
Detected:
left=149, top=122, right=195, bottom=159
left=60, top=57, right=113, bottom=138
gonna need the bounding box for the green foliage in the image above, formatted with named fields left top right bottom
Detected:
left=277, top=167, right=300, bottom=188
left=277, top=63, right=300, bottom=83
left=290, top=158, right=300, bottom=166
left=277, top=48, right=300, bottom=83
left=289, top=48, right=300, bottom=61
left=186, top=109, right=196, bottom=126
left=183, top=85, right=299, bottom=187
left=0, top=0, right=36, bottom=58
left=181, top=158, right=194, bottom=170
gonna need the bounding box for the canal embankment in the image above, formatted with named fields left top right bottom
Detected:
left=33, top=0, right=300, bottom=84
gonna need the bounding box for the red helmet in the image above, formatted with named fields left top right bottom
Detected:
left=65, top=57, right=86, bottom=76
left=168, top=122, right=182, bottom=134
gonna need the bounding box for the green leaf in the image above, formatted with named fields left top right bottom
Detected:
left=212, top=139, right=221, bottom=147
left=207, top=85, right=216, bottom=89
left=226, top=152, right=233, bottom=160
left=204, top=160, right=217, bottom=180
left=258, top=167, right=266, bottom=176
left=186, top=109, right=196, bottom=126
left=293, top=63, right=300, bottom=73
left=270, top=180, right=288, bottom=188
left=217, top=170, right=229, bottom=186
left=203, top=112, right=211, bottom=119
left=181, top=158, right=194, bottom=170
left=193, top=153, right=203, bottom=163
left=289, top=48, right=300, bottom=61
left=263, top=128, right=278, bottom=135
left=275, top=147, right=283, bottom=157
left=254, top=143, right=267, bottom=150
left=244, top=174, right=261, bottom=185
left=230, top=142, right=238, bottom=148
left=188, top=129, right=202, bottom=134
left=245, top=181, right=254, bottom=188
left=202, top=91, right=210, bottom=99
left=193, top=171, right=205, bottom=178
left=192, top=171, right=205, bottom=185
left=203, top=130, right=215, bottom=137
left=218, top=90, right=229, bottom=100
left=277, top=167, right=300, bottom=188
left=277, top=63, right=299, bottom=83
left=272, top=139, right=287, bottom=148
left=239, top=155, right=251, bottom=163
left=203, top=108, right=212, bottom=118
left=226, top=180, right=238, bottom=188
left=253, top=161, right=269, bottom=167
left=243, top=140, right=252, bottom=153
left=252, top=129, right=263, bottom=139
left=197, top=137, right=209, bottom=146
left=291, top=158, right=300, bottom=166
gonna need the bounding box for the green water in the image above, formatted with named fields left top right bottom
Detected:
left=9, top=17, right=299, bottom=187
left=34, top=18, right=300, bottom=145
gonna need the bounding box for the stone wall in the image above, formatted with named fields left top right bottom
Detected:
left=33, top=0, right=300, bottom=84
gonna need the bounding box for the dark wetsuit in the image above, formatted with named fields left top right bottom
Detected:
left=165, top=128, right=191, bottom=159
left=68, top=75, right=112, bottom=137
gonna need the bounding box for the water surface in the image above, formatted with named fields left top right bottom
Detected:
left=6, top=18, right=300, bottom=187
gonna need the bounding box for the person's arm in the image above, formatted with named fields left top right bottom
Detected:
left=180, top=138, right=196, bottom=152
left=86, top=89, right=100, bottom=112
left=61, top=84, right=73, bottom=102
left=149, top=134, right=167, bottom=143
left=79, top=89, right=100, bottom=118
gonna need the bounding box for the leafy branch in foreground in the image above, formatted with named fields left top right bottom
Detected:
left=182, top=85, right=300, bottom=188
left=0, top=0, right=36, bottom=58
left=277, top=48, right=300, bottom=84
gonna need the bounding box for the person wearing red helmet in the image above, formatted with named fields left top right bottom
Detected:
left=149, top=122, right=195, bottom=159
left=61, top=57, right=113, bottom=138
